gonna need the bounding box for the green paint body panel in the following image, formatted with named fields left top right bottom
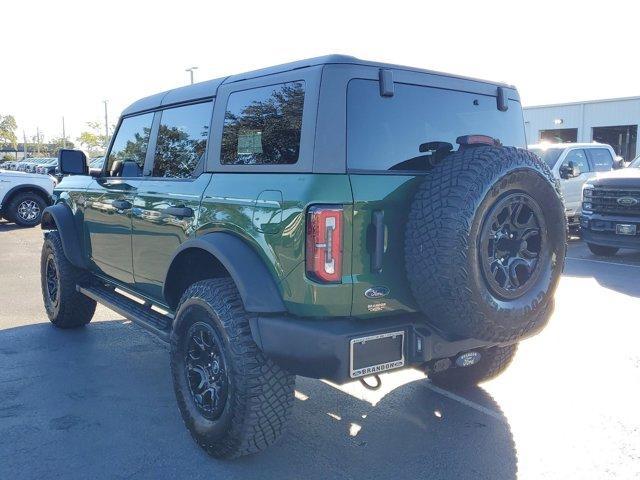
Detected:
left=197, top=173, right=354, bottom=317
left=349, top=174, right=422, bottom=317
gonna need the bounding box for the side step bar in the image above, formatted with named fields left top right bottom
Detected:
left=78, top=285, right=172, bottom=342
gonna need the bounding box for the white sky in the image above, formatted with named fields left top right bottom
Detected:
left=2, top=0, right=638, bottom=143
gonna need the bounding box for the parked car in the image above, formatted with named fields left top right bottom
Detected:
left=580, top=154, right=640, bottom=255
left=40, top=55, right=566, bottom=459
left=528, top=142, right=617, bottom=233
left=36, top=158, right=59, bottom=175
left=0, top=169, right=54, bottom=226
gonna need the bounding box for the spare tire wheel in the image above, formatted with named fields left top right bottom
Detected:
left=405, top=146, right=566, bottom=342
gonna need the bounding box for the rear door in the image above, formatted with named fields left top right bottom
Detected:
left=346, top=77, right=527, bottom=317
left=131, top=101, right=214, bottom=301
left=83, top=112, right=154, bottom=285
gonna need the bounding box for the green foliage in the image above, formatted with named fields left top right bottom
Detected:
left=0, top=115, right=18, bottom=149
left=76, top=121, right=113, bottom=156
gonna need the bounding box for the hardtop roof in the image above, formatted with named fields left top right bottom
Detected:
left=122, top=54, right=515, bottom=116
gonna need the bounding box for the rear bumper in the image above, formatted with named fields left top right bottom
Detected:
left=250, top=313, right=532, bottom=384
left=581, top=213, right=640, bottom=250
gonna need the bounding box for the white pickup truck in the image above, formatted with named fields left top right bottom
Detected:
left=528, top=142, right=619, bottom=233
left=0, top=169, right=55, bottom=226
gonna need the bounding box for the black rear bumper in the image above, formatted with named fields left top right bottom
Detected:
left=250, top=313, right=530, bottom=384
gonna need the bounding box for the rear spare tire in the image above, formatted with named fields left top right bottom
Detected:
left=405, top=146, right=566, bottom=342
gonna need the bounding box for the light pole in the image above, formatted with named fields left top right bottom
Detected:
left=62, top=116, right=66, bottom=149
left=103, top=100, right=109, bottom=148
left=185, top=66, right=198, bottom=85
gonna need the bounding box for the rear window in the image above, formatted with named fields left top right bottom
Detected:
left=347, top=80, right=526, bottom=171
left=587, top=148, right=613, bottom=172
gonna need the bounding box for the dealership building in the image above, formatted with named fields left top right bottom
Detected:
left=523, top=96, right=640, bottom=161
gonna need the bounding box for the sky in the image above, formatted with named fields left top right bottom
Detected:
left=2, top=0, right=638, bottom=143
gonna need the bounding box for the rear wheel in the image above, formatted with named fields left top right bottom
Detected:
left=40, top=231, right=96, bottom=328
left=170, top=278, right=295, bottom=459
left=429, top=344, right=518, bottom=388
left=8, top=191, right=47, bottom=227
left=587, top=243, right=619, bottom=257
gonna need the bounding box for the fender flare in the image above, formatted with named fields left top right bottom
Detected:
left=2, top=184, right=52, bottom=209
left=163, top=233, right=286, bottom=313
left=41, top=203, right=87, bottom=269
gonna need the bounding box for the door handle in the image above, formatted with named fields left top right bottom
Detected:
left=112, top=200, right=132, bottom=210
left=371, top=210, right=385, bottom=273
left=163, top=206, right=194, bottom=218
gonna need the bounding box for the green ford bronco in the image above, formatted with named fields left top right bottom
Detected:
left=40, top=55, right=566, bottom=458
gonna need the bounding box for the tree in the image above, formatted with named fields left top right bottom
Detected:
left=48, top=137, right=75, bottom=157
left=0, top=115, right=18, bottom=149
left=77, top=121, right=113, bottom=156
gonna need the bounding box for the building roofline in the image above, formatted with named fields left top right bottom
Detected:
left=524, top=95, right=640, bottom=110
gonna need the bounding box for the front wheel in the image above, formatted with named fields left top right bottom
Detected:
left=587, top=243, right=619, bottom=257
left=41, top=231, right=96, bottom=328
left=170, top=278, right=295, bottom=459
left=8, top=191, right=47, bottom=227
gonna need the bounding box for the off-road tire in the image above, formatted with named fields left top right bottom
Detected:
left=587, top=243, right=619, bottom=257
left=7, top=190, right=47, bottom=227
left=405, top=146, right=566, bottom=342
left=429, top=344, right=518, bottom=388
left=170, top=278, right=295, bottom=459
left=41, top=231, right=96, bottom=328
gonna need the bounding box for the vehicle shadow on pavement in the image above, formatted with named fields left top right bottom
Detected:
left=0, top=220, right=26, bottom=232
left=0, top=320, right=517, bottom=480
left=564, top=254, right=640, bottom=298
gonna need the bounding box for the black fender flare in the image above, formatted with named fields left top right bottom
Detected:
left=41, top=203, right=87, bottom=269
left=163, top=233, right=286, bottom=313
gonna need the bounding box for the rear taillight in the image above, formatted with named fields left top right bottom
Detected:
left=306, top=205, right=343, bottom=283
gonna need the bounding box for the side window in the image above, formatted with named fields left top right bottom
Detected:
left=107, top=113, right=154, bottom=177
left=152, top=101, right=213, bottom=178
left=586, top=148, right=614, bottom=172
left=562, top=149, right=589, bottom=174
left=221, top=81, right=305, bottom=165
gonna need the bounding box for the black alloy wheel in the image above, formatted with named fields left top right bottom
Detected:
left=185, top=322, right=229, bottom=421
left=480, top=192, right=545, bottom=300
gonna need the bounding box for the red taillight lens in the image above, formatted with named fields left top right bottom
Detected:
left=306, top=205, right=343, bottom=283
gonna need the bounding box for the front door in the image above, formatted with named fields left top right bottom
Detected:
left=83, top=112, right=154, bottom=285
left=131, top=101, right=214, bottom=300
left=559, top=148, right=591, bottom=215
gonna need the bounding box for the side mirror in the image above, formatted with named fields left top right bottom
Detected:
left=613, top=155, right=625, bottom=169
left=559, top=161, right=579, bottom=179
left=58, top=149, right=88, bottom=175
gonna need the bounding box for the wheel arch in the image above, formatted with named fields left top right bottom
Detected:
left=3, top=184, right=52, bottom=211
left=40, top=203, right=87, bottom=269
left=163, top=232, right=286, bottom=314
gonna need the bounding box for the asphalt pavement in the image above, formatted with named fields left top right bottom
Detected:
left=0, top=222, right=638, bottom=479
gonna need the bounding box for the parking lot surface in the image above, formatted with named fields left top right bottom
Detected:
left=1, top=222, right=639, bottom=480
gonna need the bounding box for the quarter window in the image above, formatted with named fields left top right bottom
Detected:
left=107, top=113, right=154, bottom=176
left=221, top=82, right=305, bottom=165
left=152, top=102, right=213, bottom=178
left=562, top=149, right=589, bottom=174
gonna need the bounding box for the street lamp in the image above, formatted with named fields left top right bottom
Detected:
left=103, top=100, right=109, bottom=148
left=185, top=66, right=198, bottom=85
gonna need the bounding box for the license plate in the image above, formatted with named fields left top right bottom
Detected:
left=350, top=331, right=405, bottom=378
left=616, top=224, right=637, bottom=235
